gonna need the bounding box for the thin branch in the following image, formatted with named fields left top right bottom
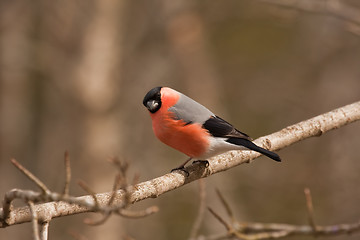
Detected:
left=208, top=188, right=360, bottom=239
left=83, top=173, right=124, bottom=226
left=215, top=189, right=235, bottom=224
left=2, top=189, right=42, bottom=224
left=63, top=151, right=71, bottom=196
left=208, top=207, right=232, bottom=233
left=40, top=221, right=50, bottom=240
left=122, top=235, right=136, bottom=240
left=117, top=206, right=159, bottom=218
left=79, top=157, right=159, bottom=226
left=83, top=214, right=112, bottom=226
left=28, top=201, right=40, bottom=240
left=82, top=173, right=122, bottom=226
left=189, top=179, right=207, bottom=239
left=109, top=173, right=122, bottom=206
left=1, top=101, right=360, bottom=228
left=195, top=233, right=230, bottom=240
left=11, top=159, right=50, bottom=195
left=208, top=207, right=249, bottom=239
left=259, top=0, right=360, bottom=26
left=304, top=188, right=317, bottom=234
left=108, top=157, right=132, bottom=206
left=77, top=180, right=100, bottom=210
left=2, top=156, right=158, bottom=231
left=68, top=230, right=89, bottom=240
left=237, top=221, right=360, bottom=238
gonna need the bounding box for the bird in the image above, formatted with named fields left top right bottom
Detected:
left=143, top=86, right=281, bottom=172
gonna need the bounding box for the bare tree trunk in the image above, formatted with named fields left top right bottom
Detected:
left=162, top=0, right=222, bottom=110
left=70, top=0, right=125, bottom=239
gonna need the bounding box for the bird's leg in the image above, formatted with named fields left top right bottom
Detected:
left=171, top=157, right=192, bottom=176
left=192, top=159, right=209, bottom=167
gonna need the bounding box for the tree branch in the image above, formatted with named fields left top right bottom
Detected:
left=207, top=189, right=360, bottom=239
left=259, top=0, right=360, bottom=27
left=189, top=179, right=207, bottom=239
left=1, top=101, right=360, bottom=228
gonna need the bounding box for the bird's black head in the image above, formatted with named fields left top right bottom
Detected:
left=143, top=86, right=162, bottom=113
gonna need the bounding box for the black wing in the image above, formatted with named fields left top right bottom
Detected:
left=202, top=116, right=252, bottom=140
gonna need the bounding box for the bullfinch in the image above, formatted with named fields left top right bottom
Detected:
left=143, top=86, right=281, bottom=171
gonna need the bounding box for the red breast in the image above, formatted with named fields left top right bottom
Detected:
left=149, top=88, right=210, bottom=158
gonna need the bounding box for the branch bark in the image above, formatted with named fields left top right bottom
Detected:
left=1, top=101, right=360, bottom=228
left=207, top=188, right=360, bottom=239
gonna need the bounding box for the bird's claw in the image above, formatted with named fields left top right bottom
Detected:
left=170, top=166, right=189, bottom=177
left=192, top=160, right=209, bottom=167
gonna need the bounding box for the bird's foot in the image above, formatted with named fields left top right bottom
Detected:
left=170, top=157, right=192, bottom=177
left=170, top=166, right=189, bottom=177
left=192, top=160, right=209, bottom=167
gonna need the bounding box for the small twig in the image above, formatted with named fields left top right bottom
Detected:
left=109, top=173, right=122, bottom=206
left=2, top=155, right=159, bottom=231
left=84, top=158, right=131, bottom=226
left=208, top=207, right=232, bottom=232
left=108, top=157, right=131, bottom=205
left=304, top=188, right=317, bottom=234
left=83, top=173, right=123, bottom=226
left=110, top=158, right=160, bottom=220
left=209, top=205, right=292, bottom=240
left=108, top=157, right=129, bottom=181
left=215, top=189, right=235, bottom=223
left=68, top=230, right=89, bottom=240
left=2, top=189, right=43, bottom=225
left=40, top=221, right=50, bottom=240
left=194, top=233, right=229, bottom=240
left=189, top=179, right=207, bottom=239
left=83, top=214, right=112, bottom=226
left=63, top=151, right=71, bottom=196
left=11, top=159, right=50, bottom=195
left=132, top=173, right=140, bottom=186
left=28, top=201, right=40, bottom=240
left=78, top=180, right=100, bottom=209
left=117, top=206, right=159, bottom=218
left=82, top=157, right=158, bottom=226
left=208, top=207, right=253, bottom=239
left=208, top=188, right=360, bottom=239
left=122, top=234, right=136, bottom=240
left=259, top=0, right=360, bottom=28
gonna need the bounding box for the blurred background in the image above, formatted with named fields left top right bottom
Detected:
left=1, top=0, right=360, bottom=239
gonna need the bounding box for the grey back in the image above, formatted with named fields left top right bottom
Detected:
left=168, top=91, right=214, bottom=124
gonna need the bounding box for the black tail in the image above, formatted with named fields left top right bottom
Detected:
left=226, top=137, right=281, bottom=162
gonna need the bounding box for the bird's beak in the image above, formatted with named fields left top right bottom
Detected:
left=146, top=100, right=158, bottom=111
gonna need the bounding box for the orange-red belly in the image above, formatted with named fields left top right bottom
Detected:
left=151, top=113, right=210, bottom=158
